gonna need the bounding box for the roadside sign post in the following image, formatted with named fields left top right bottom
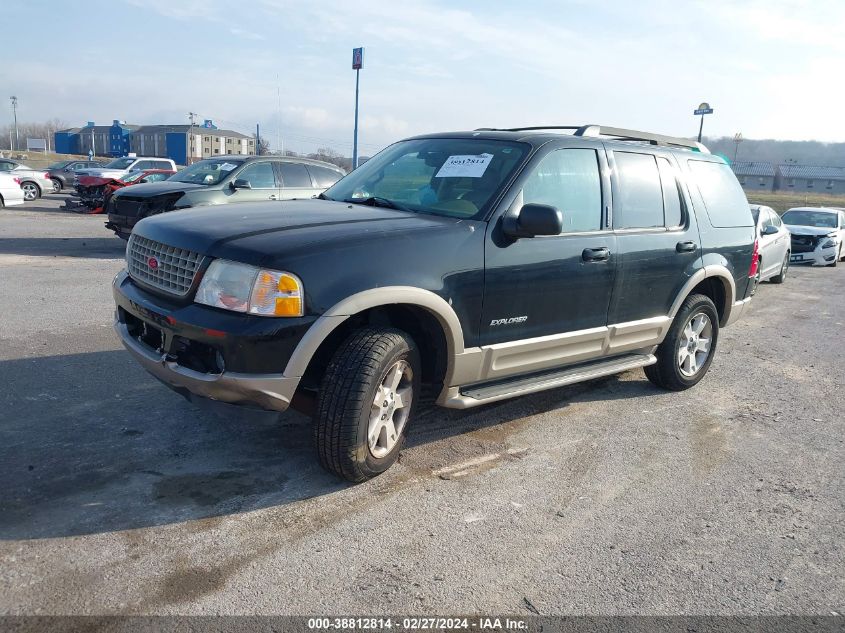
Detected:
left=352, top=47, right=364, bottom=170
left=694, top=102, right=714, bottom=143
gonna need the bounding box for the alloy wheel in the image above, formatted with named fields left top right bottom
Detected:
left=677, top=312, right=713, bottom=377
left=367, top=359, right=413, bottom=459
left=22, top=183, right=38, bottom=201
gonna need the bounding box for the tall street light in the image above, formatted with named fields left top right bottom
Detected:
left=733, top=132, right=743, bottom=163
left=352, top=47, right=364, bottom=170
left=10, top=96, right=19, bottom=151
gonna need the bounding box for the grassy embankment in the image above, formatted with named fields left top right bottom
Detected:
left=747, top=191, right=845, bottom=214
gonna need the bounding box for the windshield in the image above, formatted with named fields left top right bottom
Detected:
left=322, top=138, right=529, bottom=219
left=782, top=209, right=838, bottom=228
left=168, top=159, right=244, bottom=185
left=104, top=157, right=135, bottom=169
left=48, top=160, right=72, bottom=169
left=122, top=171, right=150, bottom=183
left=750, top=206, right=760, bottom=224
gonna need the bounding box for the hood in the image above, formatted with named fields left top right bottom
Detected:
left=134, top=198, right=471, bottom=267
left=785, top=225, right=837, bottom=237
left=77, top=176, right=117, bottom=187
left=113, top=181, right=206, bottom=198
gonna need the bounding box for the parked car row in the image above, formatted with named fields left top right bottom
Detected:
left=0, top=158, right=56, bottom=201
left=751, top=203, right=845, bottom=293
left=103, top=155, right=345, bottom=239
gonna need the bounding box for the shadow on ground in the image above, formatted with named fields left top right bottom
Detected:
left=0, top=349, right=656, bottom=540
left=0, top=237, right=125, bottom=259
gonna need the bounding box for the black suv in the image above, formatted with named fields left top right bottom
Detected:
left=104, top=156, right=345, bottom=239
left=112, top=125, right=756, bottom=482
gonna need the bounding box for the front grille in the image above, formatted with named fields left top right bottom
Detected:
left=114, top=197, right=148, bottom=218
left=127, top=235, right=204, bottom=296
left=791, top=235, right=819, bottom=254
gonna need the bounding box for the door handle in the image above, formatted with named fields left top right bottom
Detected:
left=676, top=241, right=698, bottom=253
left=268, top=194, right=278, bottom=200
left=582, top=247, right=610, bottom=262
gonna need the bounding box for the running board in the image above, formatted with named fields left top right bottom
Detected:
left=441, top=353, right=656, bottom=409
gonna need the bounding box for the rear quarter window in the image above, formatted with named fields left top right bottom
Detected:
left=687, top=160, right=752, bottom=228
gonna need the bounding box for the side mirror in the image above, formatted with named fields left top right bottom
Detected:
left=502, top=203, right=563, bottom=238
left=761, top=225, right=778, bottom=236
left=231, top=178, right=252, bottom=190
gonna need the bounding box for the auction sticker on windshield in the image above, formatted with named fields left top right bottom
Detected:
left=219, top=163, right=238, bottom=171
left=435, top=153, right=493, bottom=178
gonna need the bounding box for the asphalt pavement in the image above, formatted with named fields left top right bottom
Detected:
left=0, top=194, right=842, bottom=616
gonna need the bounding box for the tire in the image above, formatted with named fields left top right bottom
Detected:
left=770, top=252, right=789, bottom=284
left=839, top=243, right=845, bottom=262
left=21, top=182, right=40, bottom=201
left=51, top=178, right=62, bottom=193
left=314, top=327, right=420, bottom=482
left=645, top=294, right=719, bottom=391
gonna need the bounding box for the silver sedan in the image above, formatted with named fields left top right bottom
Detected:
left=749, top=204, right=790, bottom=293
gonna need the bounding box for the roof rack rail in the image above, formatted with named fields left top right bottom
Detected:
left=474, top=125, right=710, bottom=153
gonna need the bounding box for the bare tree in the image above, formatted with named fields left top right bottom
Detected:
left=254, top=134, right=270, bottom=156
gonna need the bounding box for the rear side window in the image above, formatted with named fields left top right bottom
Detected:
left=688, top=160, right=752, bottom=227
left=522, top=148, right=601, bottom=233
left=308, top=165, right=343, bottom=188
left=153, top=161, right=172, bottom=170
left=614, top=152, right=664, bottom=229
left=279, top=163, right=313, bottom=188
left=658, top=158, right=683, bottom=227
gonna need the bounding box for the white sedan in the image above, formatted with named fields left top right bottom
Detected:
left=0, top=172, right=25, bottom=207
left=749, top=204, right=790, bottom=292
left=783, top=207, right=845, bottom=267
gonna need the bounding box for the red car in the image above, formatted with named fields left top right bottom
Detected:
left=73, top=169, right=175, bottom=213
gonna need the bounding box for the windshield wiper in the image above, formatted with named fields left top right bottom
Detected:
left=343, top=196, right=412, bottom=212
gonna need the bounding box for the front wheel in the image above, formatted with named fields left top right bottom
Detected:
left=645, top=294, right=719, bottom=391
left=770, top=252, right=789, bottom=284
left=314, top=327, right=420, bottom=482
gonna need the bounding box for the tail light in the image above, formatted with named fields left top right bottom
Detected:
left=748, top=239, right=759, bottom=277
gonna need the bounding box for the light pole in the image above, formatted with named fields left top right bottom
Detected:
left=732, top=132, right=743, bottom=163
left=187, top=112, right=197, bottom=165
left=352, top=47, right=364, bottom=169
left=10, top=96, right=19, bottom=151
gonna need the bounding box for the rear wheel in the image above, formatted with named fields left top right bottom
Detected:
left=645, top=294, right=719, bottom=391
left=770, top=252, right=789, bottom=284
left=21, top=182, right=40, bottom=201
left=51, top=178, right=62, bottom=193
left=314, top=327, right=420, bottom=482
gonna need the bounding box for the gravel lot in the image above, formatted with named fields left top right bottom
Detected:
left=0, top=194, right=843, bottom=616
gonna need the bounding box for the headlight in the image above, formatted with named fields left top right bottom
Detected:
left=195, top=259, right=303, bottom=317
left=821, top=239, right=836, bottom=249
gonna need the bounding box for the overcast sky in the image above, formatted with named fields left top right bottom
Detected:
left=3, top=0, right=844, bottom=155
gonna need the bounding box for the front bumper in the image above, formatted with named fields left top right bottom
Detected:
left=790, top=247, right=837, bottom=266
left=114, top=319, right=299, bottom=411
left=113, top=270, right=318, bottom=412
left=106, top=213, right=138, bottom=235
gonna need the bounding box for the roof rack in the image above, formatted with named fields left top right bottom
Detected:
left=474, top=125, right=710, bottom=153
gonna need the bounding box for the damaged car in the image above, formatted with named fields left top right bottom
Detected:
left=72, top=169, right=175, bottom=214
left=783, top=207, right=845, bottom=267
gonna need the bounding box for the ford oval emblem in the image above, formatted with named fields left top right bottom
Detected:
left=148, top=256, right=159, bottom=270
